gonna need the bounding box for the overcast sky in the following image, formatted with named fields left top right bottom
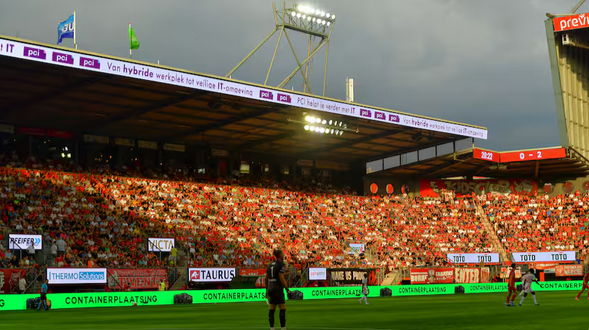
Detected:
left=0, top=0, right=583, bottom=150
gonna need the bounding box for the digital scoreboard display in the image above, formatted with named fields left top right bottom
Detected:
left=500, top=148, right=566, bottom=163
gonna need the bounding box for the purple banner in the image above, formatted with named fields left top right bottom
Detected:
left=360, top=109, right=372, bottom=118
left=80, top=57, right=100, bottom=69
left=23, top=46, right=46, bottom=60
left=259, top=90, right=274, bottom=100
left=52, top=52, right=73, bottom=65
left=277, top=93, right=291, bottom=103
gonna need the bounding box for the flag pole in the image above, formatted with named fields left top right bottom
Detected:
left=129, top=23, right=132, bottom=59
left=73, top=11, right=77, bottom=49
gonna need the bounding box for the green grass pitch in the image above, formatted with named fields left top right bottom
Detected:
left=1, top=292, right=587, bottom=330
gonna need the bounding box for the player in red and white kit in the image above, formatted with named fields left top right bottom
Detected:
left=505, top=263, right=517, bottom=307
left=575, top=272, right=589, bottom=300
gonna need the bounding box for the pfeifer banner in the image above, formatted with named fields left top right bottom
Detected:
left=410, top=268, right=454, bottom=284
left=447, top=253, right=500, bottom=265
left=512, top=251, right=576, bottom=263
left=189, top=268, right=236, bottom=282
left=147, top=238, right=174, bottom=252
left=554, top=13, right=589, bottom=32
left=0, top=37, right=487, bottom=140
left=8, top=234, right=43, bottom=250
left=309, top=268, right=327, bottom=281
left=47, top=268, right=107, bottom=284
left=107, top=269, right=167, bottom=290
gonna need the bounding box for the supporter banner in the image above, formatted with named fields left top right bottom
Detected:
left=447, top=253, right=500, bottom=264
left=349, top=243, right=365, bottom=254
left=47, top=268, right=107, bottom=284
left=238, top=269, right=266, bottom=277
left=0, top=269, right=26, bottom=294
left=0, top=38, right=487, bottom=140
left=420, top=179, right=538, bottom=197
left=512, top=251, right=576, bottom=263
left=329, top=269, right=375, bottom=285
left=8, top=234, right=42, bottom=250
left=309, top=268, right=327, bottom=281
left=410, top=268, right=454, bottom=284
left=189, top=268, right=236, bottom=282
left=107, top=269, right=167, bottom=290
left=0, top=282, right=584, bottom=311
left=555, top=265, right=583, bottom=277
left=147, top=238, right=174, bottom=252
left=455, top=268, right=480, bottom=283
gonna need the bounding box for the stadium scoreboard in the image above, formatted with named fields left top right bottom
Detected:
left=473, top=147, right=566, bottom=163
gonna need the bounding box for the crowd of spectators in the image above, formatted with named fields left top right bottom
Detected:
left=1, top=159, right=588, bottom=273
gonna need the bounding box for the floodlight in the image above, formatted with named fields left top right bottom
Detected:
left=339, top=122, right=343, bottom=127
left=61, top=153, right=65, bottom=158
left=315, top=117, right=322, bottom=124
left=315, top=9, right=320, bottom=15
left=305, top=116, right=314, bottom=123
left=312, top=17, right=316, bottom=22
left=322, top=20, right=327, bottom=25
left=320, top=11, right=325, bottom=17
left=324, top=129, right=329, bottom=134
left=335, top=130, right=339, bottom=135
left=310, top=126, right=315, bottom=131
left=297, top=13, right=302, bottom=18
left=343, top=123, right=347, bottom=128
left=327, top=22, right=331, bottom=26
left=307, top=16, right=311, bottom=21
left=326, top=13, right=330, bottom=18
left=329, top=120, right=333, bottom=125
left=291, top=11, right=296, bottom=16
left=319, top=127, right=325, bottom=133
left=302, top=14, right=306, bottom=19
left=67, top=153, right=71, bottom=158
left=321, top=120, right=326, bottom=124
left=332, top=14, right=336, bottom=19
left=330, top=129, right=334, bottom=134
left=339, top=131, right=344, bottom=135
left=304, top=125, right=310, bottom=130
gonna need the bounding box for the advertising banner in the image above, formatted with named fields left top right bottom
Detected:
left=410, top=268, right=454, bottom=284
left=512, top=251, right=576, bottom=263
left=147, top=238, right=174, bottom=252
left=309, top=268, right=327, bottom=281
left=447, top=253, right=500, bottom=265
left=454, top=268, right=489, bottom=284
left=553, top=13, right=589, bottom=32
left=189, top=268, right=236, bottom=282
left=555, top=265, right=583, bottom=277
left=420, top=179, right=537, bottom=197
left=0, top=281, right=585, bottom=311
left=0, top=269, right=26, bottom=293
left=8, top=234, right=42, bottom=250
left=47, top=268, right=107, bottom=284
left=349, top=243, right=365, bottom=254
left=238, top=269, right=266, bottom=277
left=0, top=38, right=487, bottom=140
left=107, top=269, right=167, bottom=290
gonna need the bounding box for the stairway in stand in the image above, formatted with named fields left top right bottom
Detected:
left=475, top=202, right=509, bottom=263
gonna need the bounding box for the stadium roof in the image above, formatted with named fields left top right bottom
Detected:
left=367, top=145, right=589, bottom=180
left=0, top=36, right=487, bottom=164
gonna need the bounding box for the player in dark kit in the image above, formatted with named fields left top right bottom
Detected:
left=575, top=272, right=589, bottom=300
left=266, top=249, right=291, bottom=330
left=505, top=263, right=517, bottom=307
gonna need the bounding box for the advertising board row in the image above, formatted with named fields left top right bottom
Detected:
left=446, top=252, right=576, bottom=264
left=0, top=37, right=487, bottom=139
left=0, top=282, right=583, bottom=311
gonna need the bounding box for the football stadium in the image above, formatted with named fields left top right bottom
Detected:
left=1, top=1, right=589, bottom=330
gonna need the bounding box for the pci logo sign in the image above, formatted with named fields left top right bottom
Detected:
left=259, top=90, right=274, bottom=100
left=277, top=93, right=291, bottom=103
left=8, top=234, right=43, bottom=250
left=189, top=268, right=236, bottom=282
left=80, top=57, right=100, bottom=69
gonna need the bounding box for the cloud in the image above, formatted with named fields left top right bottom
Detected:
left=0, top=0, right=582, bottom=151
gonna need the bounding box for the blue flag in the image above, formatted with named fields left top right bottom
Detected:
left=57, top=14, right=74, bottom=44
